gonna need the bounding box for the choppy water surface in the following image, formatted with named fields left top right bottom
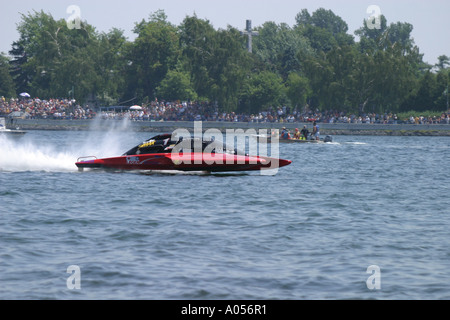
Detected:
left=1, top=126, right=449, bottom=300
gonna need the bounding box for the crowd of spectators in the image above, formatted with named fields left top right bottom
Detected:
left=1, top=96, right=449, bottom=125
left=0, top=96, right=96, bottom=120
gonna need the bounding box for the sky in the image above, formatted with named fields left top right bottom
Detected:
left=1, top=0, right=449, bottom=65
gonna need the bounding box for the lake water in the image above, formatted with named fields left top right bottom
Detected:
left=1, top=123, right=449, bottom=300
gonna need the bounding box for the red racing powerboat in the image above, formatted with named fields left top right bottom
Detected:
left=76, top=134, right=292, bottom=173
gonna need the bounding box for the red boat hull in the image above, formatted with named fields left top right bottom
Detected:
left=76, top=153, right=292, bottom=172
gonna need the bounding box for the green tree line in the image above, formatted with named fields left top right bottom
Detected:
left=0, top=8, right=449, bottom=115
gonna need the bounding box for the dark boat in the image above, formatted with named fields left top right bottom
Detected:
left=252, top=132, right=333, bottom=144
left=279, top=135, right=333, bottom=144
left=76, top=134, right=292, bottom=173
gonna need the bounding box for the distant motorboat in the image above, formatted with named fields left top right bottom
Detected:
left=0, top=117, right=27, bottom=135
left=279, top=135, right=333, bottom=144
left=252, top=131, right=333, bottom=144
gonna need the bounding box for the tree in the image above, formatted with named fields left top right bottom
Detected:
left=156, top=69, right=197, bottom=101
left=92, top=28, right=128, bottom=105
left=179, top=15, right=216, bottom=99
left=208, top=27, right=251, bottom=112
left=9, top=10, right=60, bottom=96
left=296, top=8, right=354, bottom=52
left=345, top=49, right=377, bottom=114
left=124, top=10, right=180, bottom=102
left=434, top=69, right=449, bottom=110
left=435, top=55, right=450, bottom=71
left=253, top=21, right=313, bottom=79
left=401, top=70, right=449, bottom=112
left=308, top=8, right=349, bottom=35
left=298, top=21, right=337, bottom=53
left=180, top=16, right=250, bottom=112
left=299, top=49, right=333, bottom=110
left=387, top=22, right=414, bottom=54
left=0, top=54, right=16, bottom=97
left=295, top=9, right=311, bottom=26
left=355, top=14, right=388, bottom=49
left=9, top=40, right=30, bottom=95
left=412, top=71, right=438, bottom=111
left=4, top=7, right=438, bottom=114
left=353, top=15, right=422, bottom=113
left=239, top=71, right=285, bottom=114
left=9, top=10, right=106, bottom=102
left=285, top=72, right=310, bottom=108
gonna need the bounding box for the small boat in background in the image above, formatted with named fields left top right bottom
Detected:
left=252, top=131, right=333, bottom=144
left=279, top=135, right=333, bottom=144
left=0, top=117, right=27, bottom=135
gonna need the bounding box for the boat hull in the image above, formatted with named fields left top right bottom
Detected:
left=252, top=135, right=330, bottom=144
left=0, top=130, right=27, bottom=135
left=76, top=153, right=292, bottom=172
left=0, top=117, right=26, bottom=135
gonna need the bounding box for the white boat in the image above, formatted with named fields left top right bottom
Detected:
left=0, top=117, right=27, bottom=135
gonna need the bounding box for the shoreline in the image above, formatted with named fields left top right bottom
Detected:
left=12, top=119, right=450, bottom=136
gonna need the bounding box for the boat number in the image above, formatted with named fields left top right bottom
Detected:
left=126, top=156, right=140, bottom=165
left=139, top=140, right=156, bottom=148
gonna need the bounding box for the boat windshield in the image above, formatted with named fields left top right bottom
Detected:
left=123, top=135, right=247, bottom=156
left=174, top=138, right=247, bottom=156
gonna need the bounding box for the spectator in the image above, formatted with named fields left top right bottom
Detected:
left=1, top=96, right=449, bottom=125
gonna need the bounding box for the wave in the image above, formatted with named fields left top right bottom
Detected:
left=0, top=135, right=76, bottom=172
left=0, top=117, right=135, bottom=173
left=342, top=142, right=368, bottom=145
